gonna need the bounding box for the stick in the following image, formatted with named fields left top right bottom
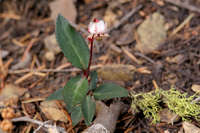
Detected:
left=164, top=0, right=200, bottom=13
left=12, top=117, right=66, bottom=133
left=83, top=101, right=125, bottom=133
left=108, top=5, right=143, bottom=33
left=8, top=65, right=103, bottom=74
left=135, top=52, right=155, bottom=64
left=171, top=13, right=195, bottom=36
left=122, top=47, right=142, bottom=64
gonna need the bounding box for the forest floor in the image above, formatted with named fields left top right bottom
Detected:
left=0, top=0, right=200, bottom=132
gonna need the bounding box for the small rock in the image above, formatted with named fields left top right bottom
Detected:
left=40, top=101, right=68, bottom=123
left=191, top=84, right=200, bottom=94
left=135, top=12, right=167, bottom=54
left=182, top=122, right=200, bottom=133
left=159, top=108, right=180, bottom=124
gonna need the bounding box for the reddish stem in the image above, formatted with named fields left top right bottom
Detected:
left=84, top=35, right=94, bottom=79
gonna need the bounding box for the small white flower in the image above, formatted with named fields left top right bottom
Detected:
left=88, top=19, right=107, bottom=34
left=88, top=18, right=108, bottom=41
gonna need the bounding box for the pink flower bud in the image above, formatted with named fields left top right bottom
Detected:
left=88, top=18, right=108, bottom=41
left=88, top=19, right=107, bottom=35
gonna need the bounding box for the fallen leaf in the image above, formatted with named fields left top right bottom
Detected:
left=135, top=12, right=167, bottom=54
left=40, top=101, right=68, bottom=123
left=0, top=84, right=26, bottom=106
left=44, top=34, right=61, bottom=61
left=166, top=54, right=185, bottom=64
left=97, top=64, right=136, bottom=82
left=49, top=0, right=77, bottom=23
left=191, top=84, right=200, bottom=94
left=182, top=122, right=200, bottom=133
left=159, top=108, right=180, bottom=124
left=44, top=34, right=61, bottom=54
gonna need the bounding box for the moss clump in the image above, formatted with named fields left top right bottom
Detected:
left=161, top=89, right=200, bottom=121
left=131, top=88, right=200, bottom=123
left=131, top=90, right=162, bottom=123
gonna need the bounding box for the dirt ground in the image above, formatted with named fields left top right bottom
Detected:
left=0, top=0, right=200, bottom=132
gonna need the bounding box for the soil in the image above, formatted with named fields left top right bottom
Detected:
left=0, top=0, right=200, bottom=132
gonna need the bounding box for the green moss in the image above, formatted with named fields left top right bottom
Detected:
left=131, top=90, right=162, bottom=123
left=161, top=88, right=200, bottom=121
left=131, top=88, right=200, bottom=123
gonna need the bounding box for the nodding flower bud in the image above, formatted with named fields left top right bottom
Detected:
left=88, top=18, right=108, bottom=41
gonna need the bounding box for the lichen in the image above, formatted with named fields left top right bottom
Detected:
left=131, top=88, right=200, bottom=123
left=161, top=88, right=200, bottom=121
left=131, top=89, right=162, bottom=123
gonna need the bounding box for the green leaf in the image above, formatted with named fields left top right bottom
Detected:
left=89, top=71, right=98, bottom=90
left=81, top=96, right=96, bottom=125
left=71, top=105, right=83, bottom=126
left=56, top=14, right=90, bottom=69
left=93, top=83, right=129, bottom=100
left=63, top=75, right=89, bottom=112
left=46, top=88, right=64, bottom=101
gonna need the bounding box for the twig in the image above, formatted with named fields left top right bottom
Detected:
left=164, top=0, right=200, bottom=13
left=12, top=117, right=66, bottom=133
left=122, top=47, right=142, bottom=64
left=135, top=52, right=155, bottom=64
left=108, top=5, right=143, bottom=33
left=8, top=65, right=103, bottom=74
left=0, top=13, right=21, bottom=20
left=171, top=13, right=195, bottom=36
left=83, top=101, right=125, bottom=133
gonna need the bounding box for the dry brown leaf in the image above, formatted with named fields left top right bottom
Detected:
left=49, top=0, right=77, bottom=23
left=135, top=12, right=167, bottom=54
left=0, top=84, right=26, bottom=106
left=182, top=122, right=200, bottom=133
left=159, top=108, right=180, bottom=124
left=44, top=34, right=61, bottom=61
left=40, top=101, right=68, bottom=123
left=97, top=64, right=136, bottom=82
left=191, top=84, right=200, bottom=94
left=165, top=54, right=185, bottom=64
